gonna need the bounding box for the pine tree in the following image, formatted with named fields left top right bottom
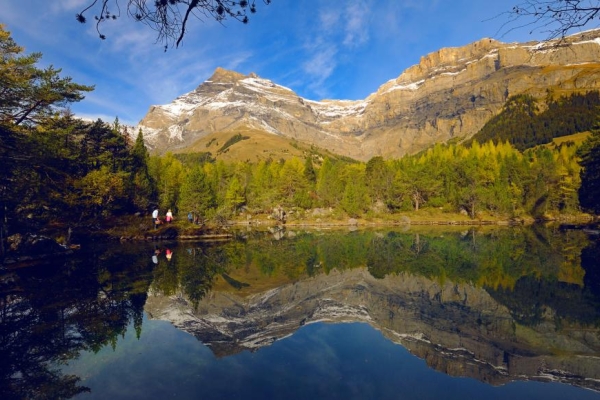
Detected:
left=578, top=129, right=600, bottom=214
left=131, top=128, right=149, bottom=170
left=0, top=25, right=93, bottom=126
left=179, top=166, right=215, bottom=218
left=341, top=166, right=369, bottom=217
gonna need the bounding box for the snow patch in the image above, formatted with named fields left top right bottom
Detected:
left=573, top=37, right=600, bottom=46
left=159, top=99, right=198, bottom=116
left=168, top=125, right=183, bottom=142
left=382, top=79, right=425, bottom=94
left=306, top=99, right=369, bottom=119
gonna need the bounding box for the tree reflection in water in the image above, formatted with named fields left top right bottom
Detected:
left=0, top=244, right=153, bottom=399
left=2, top=226, right=600, bottom=398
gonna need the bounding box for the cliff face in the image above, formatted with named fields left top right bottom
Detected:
left=145, top=268, right=600, bottom=391
left=138, top=31, right=600, bottom=160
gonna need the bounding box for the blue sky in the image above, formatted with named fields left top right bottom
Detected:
left=1, top=1, right=558, bottom=126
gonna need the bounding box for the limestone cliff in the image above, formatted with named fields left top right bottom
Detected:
left=138, top=30, right=600, bottom=161
left=145, top=268, right=600, bottom=391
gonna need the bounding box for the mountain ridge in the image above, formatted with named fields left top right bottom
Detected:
left=137, top=30, right=600, bottom=161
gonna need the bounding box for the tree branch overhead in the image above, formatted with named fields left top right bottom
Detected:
left=77, top=0, right=272, bottom=49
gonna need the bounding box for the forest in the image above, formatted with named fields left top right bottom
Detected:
left=151, top=138, right=584, bottom=221
left=1, top=24, right=600, bottom=248
left=471, top=92, right=600, bottom=150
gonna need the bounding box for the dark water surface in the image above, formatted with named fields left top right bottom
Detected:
left=2, top=225, right=600, bottom=399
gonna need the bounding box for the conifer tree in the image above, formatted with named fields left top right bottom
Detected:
left=129, top=128, right=157, bottom=210
left=341, top=166, right=369, bottom=217
left=179, top=165, right=216, bottom=218
left=132, top=128, right=149, bottom=170
left=0, top=25, right=93, bottom=126
left=578, top=129, right=600, bottom=214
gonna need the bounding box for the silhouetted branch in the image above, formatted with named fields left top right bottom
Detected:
left=502, top=0, right=600, bottom=39
left=77, top=0, right=272, bottom=48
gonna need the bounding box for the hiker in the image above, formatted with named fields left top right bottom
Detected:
left=166, top=209, right=174, bottom=223
left=152, top=208, right=159, bottom=229
left=188, top=211, right=193, bottom=223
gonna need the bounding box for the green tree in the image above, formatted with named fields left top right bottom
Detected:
left=149, top=153, right=184, bottom=212
left=79, top=119, right=130, bottom=173
left=179, top=166, right=216, bottom=218
left=394, top=158, right=440, bottom=212
left=0, top=25, right=93, bottom=126
left=316, top=158, right=345, bottom=208
left=130, top=128, right=157, bottom=210
left=304, top=156, right=317, bottom=184
left=224, top=175, right=246, bottom=212
left=76, top=166, right=128, bottom=217
left=277, top=158, right=310, bottom=208
left=578, top=128, right=600, bottom=214
left=0, top=26, right=95, bottom=237
left=340, top=165, right=369, bottom=217
left=246, top=160, right=278, bottom=211
left=131, top=128, right=148, bottom=169
left=365, top=156, right=393, bottom=209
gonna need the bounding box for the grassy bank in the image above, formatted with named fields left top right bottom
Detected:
left=94, top=209, right=596, bottom=241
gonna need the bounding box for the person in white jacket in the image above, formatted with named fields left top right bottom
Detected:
left=152, top=208, right=159, bottom=229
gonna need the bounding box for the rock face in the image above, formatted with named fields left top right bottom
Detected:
left=138, top=31, right=600, bottom=161
left=145, top=268, right=600, bottom=391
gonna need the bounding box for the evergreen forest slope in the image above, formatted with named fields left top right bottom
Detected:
left=469, top=92, right=600, bottom=150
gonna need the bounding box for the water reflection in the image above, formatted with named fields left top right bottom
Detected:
left=147, top=226, right=600, bottom=389
left=0, top=244, right=154, bottom=399
left=1, top=226, right=600, bottom=398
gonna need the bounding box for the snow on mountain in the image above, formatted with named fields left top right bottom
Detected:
left=137, top=29, right=600, bottom=160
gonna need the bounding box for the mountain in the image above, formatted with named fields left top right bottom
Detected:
left=138, top=30, right=600, bottom=161
left=145, top=267, right=600, bottom=391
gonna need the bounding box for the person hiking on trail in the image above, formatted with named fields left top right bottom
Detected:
left=166, top=209, right=174, bottom=223
left=152, top=208, right=159, bottom=229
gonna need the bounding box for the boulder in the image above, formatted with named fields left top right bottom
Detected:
left=3, top=233, right=73, bottom=266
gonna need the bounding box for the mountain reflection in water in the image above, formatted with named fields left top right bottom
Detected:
left=2, top=226, right=600, bottom=399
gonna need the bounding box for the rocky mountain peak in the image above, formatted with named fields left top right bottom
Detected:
left=207, top=67, right=247, bottom=84
left=138, top=30, right=600, bottom=160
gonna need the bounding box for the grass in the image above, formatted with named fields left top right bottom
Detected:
left=174, top=124, right=358, bottom=165
left=178, top=126, right=307, bottom=162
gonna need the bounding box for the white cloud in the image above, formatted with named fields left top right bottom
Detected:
left=343, top=1, right=370, bottom=47
left=51, top=0, right=90, bottom=12
left=297, top=0, right=374, bottom=98
left=303, top=43, right=337, bottom=77
left=74, top=111, right=128, bottom=125
left=319, top=10, right=340, bottom=32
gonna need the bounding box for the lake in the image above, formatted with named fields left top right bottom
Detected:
left=2, top=225, right=600, bottom=399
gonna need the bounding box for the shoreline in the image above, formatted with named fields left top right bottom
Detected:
left=2, top=216, right=597, bottom=268
left=114, top=213, right=597, bottom=241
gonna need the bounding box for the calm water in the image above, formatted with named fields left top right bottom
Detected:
left=2, top=225, right=600, bottom=399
